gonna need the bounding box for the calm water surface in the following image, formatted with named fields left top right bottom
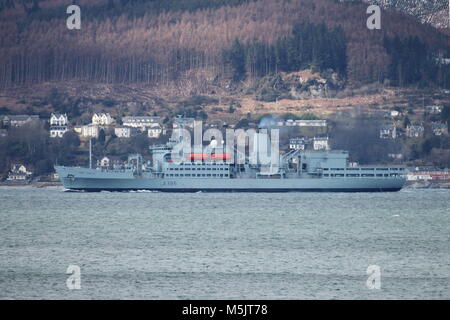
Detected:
left=0, top=187, right=449, bottom=299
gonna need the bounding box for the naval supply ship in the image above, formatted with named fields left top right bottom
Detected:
left=55, top=139, right=406, bottom=192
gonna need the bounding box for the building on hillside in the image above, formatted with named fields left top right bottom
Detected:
left=7, top=164, right=33, bottom=181
left=313, top=136, right=330, bottom=151
left=431, top=123, right=448, bottom=136
left=289, top=138, right=306, bottom=150
left=1, top=115, right=39, bottom=127
left=122, top=116, right=161, bottom=130
left=148, top=124, right=164, bottom=138
left=285, top=119, right=327, bottom=127
left=114, top=126, right=139, bottom=138
left=92, top=113, right=114, bottom=126
left=50, top=113, right=68, bottom=126
left=406, top=125, right=424, bottom=138
left=388, top=153, right=403, bottom=160
left=49, top=113, right=69, bottom=138
left=406, top=169, right=449, bottom=181
left=390, top=110, right=401, bottom=117
left=425, top=105, right=443, bottom=114
left=50, top=126, right=68, bottom=138
left=80, top=125, right=99, bottom=139
left=379, top=125, right=397, bottom=139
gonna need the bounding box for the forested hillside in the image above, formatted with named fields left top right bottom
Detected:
left=1, top=0, right=450, bottom=92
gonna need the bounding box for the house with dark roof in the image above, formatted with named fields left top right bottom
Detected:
left=1, top=115, right=39, bottom=127
left=431, top=123, right=448, bottom=136
left=406, top=125, right=425, bottom=138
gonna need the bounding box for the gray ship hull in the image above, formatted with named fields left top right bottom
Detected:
left=55, top=166, right=406, bottom=192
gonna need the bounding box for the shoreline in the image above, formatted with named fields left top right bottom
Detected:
left=0, top=182, right=63, bottom=188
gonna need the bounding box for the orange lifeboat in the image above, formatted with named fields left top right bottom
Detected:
left=187, top=153, right=209, bottom=160
left=210, top=153, right=231, bottom=161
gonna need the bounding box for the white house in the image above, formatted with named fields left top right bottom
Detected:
left=285, top=119, right=327, bottom=127
left=406, top=125, right=424, bottom=138
left=380, top=126, right=397, bottom=139
left=50, top=126, right=68, bottom=138
left=50, top=113, right=68, bottom=126
left=289, top=138, right=306, bottom=150
left=313, top=137, right=329, bottom=151
left=431, top=123, right=448, bottom=136
left=92, top=113, right=114, bottom=126
left=148, top=124, right=164, bottom=138
left=7, top=164, right=32, bottom=181
left=114, top=126, right=138, bottom=138
left=49, top=113, right=69, bottom=138
left=122, top=116, right=161, bottom=130
left=390, top=110, right=401, bottom=117
left=81, top=125, right=99, bottom=139
left=425, top=105, right=443, bottom=114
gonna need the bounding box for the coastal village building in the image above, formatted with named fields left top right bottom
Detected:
left=313, top=136, right=330, bottom=151
left=425, top=105, right=443, bottom=114
left=50, top=113, right=68, bottom=126
left=289, top=138, right=306, bottom=150
left=114, top=126, right=139, bottom=138
left=406, top=169, right=449, bottom=181
left=285, top=119, right=327, bottom=127
left=7, top=164, right=32, bottom=181
left=148, top=124, right=164, bottom=138
left=92, top=113, right=114, bottom=126
left=50, top=126, right=68, bottom=138
left=122, top=116, right=161, bottom=131
left=49, top=113, right=68, bottom=138
left=388, top=153, right=403, bottom=160
left=379, top=125, right=397, bottom=139
left=1, top=115, right=39, bottom=127
left=76, top=124, right=99, bottom=139
left=390, top=110, right=401, bottom=118
left=431, top=123, right=448, bottom=136
left=406, top=125, right=425, bottom=138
